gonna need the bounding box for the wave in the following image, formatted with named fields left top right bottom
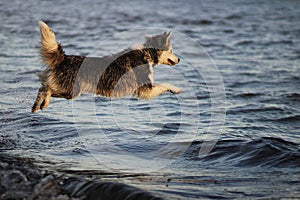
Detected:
left=62, top=177, right=164, bottom=200
left=185, top=137, right=300, bottom=168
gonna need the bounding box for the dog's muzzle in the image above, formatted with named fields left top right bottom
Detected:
left=168, top=57, right=180, bottom=66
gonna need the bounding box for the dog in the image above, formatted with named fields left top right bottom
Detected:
left=32, top=21, right=181, bottom=113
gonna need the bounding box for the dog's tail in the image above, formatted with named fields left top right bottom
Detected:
left=38, top=20, right=64, bottom=67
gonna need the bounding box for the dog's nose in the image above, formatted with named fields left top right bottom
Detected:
left=178, top=58, right=180, bottom=63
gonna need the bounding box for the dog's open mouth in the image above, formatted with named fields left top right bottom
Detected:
left=168, top=59, right=176, bottom=66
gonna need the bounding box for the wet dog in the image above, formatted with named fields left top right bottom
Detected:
left=32, top=21, right=181, bottom=113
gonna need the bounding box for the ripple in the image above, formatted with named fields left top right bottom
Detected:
left=181, top=19, right=214, bottom=25
left=234, top=40, right=254, bottom=46
left=226, top=104, right=284, bottom=115
left=270, top=115, right=300, bottom=123
left=283, top=93, right=300, bottom=99
left=233, top=92, right=263, bottom=98
left=225, top=14, right=243, bottom=20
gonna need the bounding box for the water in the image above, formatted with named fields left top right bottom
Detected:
left=1, top=0, right=300, bottom=199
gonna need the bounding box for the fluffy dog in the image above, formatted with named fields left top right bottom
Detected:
left=32, top=21, right=181, bottom=113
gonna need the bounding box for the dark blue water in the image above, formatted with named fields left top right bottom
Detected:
left=1, top=0, right=300, bottom=199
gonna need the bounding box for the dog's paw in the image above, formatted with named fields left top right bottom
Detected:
left=170, top=87, right=182, bottom=94
left=32, top=104, right=39, bottom=113
left=161, top=83, right=182, bottom=94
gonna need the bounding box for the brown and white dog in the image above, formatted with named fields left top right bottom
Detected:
left=32, top=21, right=181, bottom=113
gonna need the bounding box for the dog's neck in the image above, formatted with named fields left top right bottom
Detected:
left=147, top=48, right=159, bottom=65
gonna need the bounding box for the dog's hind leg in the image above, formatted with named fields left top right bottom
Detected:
left=40, top=89, right=51, bottom=111
left=32, top=86, right=51, bottom=113
left=135, top=83, right=181, bottom=100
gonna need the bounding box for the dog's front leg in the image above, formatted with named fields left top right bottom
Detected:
left=159, top=83, right=181, bottom=94
left=135, top=83, right=181, bottom=100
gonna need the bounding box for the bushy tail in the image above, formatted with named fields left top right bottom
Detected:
left=38, top=20, right=64, bottom=67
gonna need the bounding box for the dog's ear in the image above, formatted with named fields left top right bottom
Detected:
left=166, top=32, right=172, bottom=42
left=166, top=32, right=172, bottom=38
left=144, top=35, right=153, bottom=48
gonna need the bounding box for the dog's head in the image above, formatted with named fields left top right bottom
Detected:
left=156, top=49, right=180, bottom=66
left=144, top=32, right=180, bottom=66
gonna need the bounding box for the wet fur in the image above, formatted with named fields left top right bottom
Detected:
left=32, top=21, right=181, bottom=113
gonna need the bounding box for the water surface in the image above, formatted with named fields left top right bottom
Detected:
left=0, top=0, right=300, bottom=199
